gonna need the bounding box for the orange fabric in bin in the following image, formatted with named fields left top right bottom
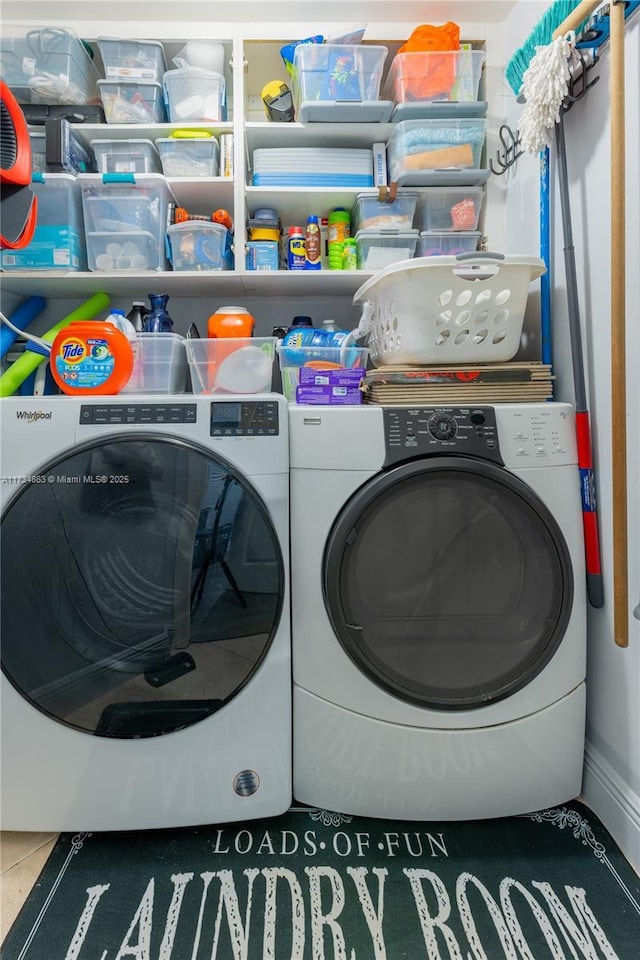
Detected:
left=396, top=22, right=460, bottom=101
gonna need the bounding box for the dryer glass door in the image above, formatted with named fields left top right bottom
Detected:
left=323, top=457, right=573, bottom=709
left=1, top=437, right=284, bottom=738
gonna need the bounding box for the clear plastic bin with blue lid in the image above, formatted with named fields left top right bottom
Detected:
left=166, top=221, right=232, bottom=272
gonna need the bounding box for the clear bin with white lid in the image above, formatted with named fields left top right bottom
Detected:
left=121, top=333, right=187, bottom=394
left=352, top=191, right=419, bottom=233
left=355, top=229, right=419, bottom=271
left=291, top=43, right=388, bottom=109
left=0, top=173, right=86, bottom=271
left=352, top=253, right=546, bottom=366
left=166, top=221, right=231, bottom=271
left=186, top=338, right=277, bottom=394
left=156, top=137, right=220, bottom=177
left=0, top=24, right=100, bottom=104
left=415, top=231, right=480, bottom=257
left=416, top=186, right=485, bottom=232
left=383, top=50, right=486, bottom=103
left=98, top=79, right=166, bottom=123
left=163, top=68, right=225, bottom=122
left=78, top=173, right=175, bottom=271
left=91, top=139, right=162, bottom=175
left=96, top=37, right=166, bottom=82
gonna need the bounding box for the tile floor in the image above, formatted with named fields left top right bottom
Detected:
left=1, top=832, right=59, bottom=943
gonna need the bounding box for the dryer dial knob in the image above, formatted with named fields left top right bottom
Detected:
left=428, top=413, right=457, bottom=441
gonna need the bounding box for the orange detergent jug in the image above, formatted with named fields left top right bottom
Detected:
left=50, top=321, right=134, bottom=395
left=206, top=306, right=256, bottom=390
left=207, top=305, right=255, bottom=338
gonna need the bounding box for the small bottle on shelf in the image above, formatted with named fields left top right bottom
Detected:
left=304, top=215, right=321, bottom=270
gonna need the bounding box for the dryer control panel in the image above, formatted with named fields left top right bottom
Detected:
left=383, top=406, right=503, bottom=467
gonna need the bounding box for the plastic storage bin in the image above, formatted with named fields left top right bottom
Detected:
left=0, top=173, right=85, bottom=271
left=163, top=68, right=225, bottom=122
left=416, top=186, right=485, bottom=232
left=386, top=119, right=487, bottom=183
left=96, top=38, right=166, bottom=82
left=98, top=79, right=166, bottom=123
left=415, top=231, right=481, bottom=257
left=383, top=50, right=485, bottom=103
left=166, top=221, right=231, bottom=271
left=352, top=191, right=419, bottom=233
left=278, top=345, right=369, bottom=403
left=291, top=43, right=388, bottom=109
left=156, top=137, right=220, bottom=177
left=121, top=333, right=187, bottom=394
left=355, top=230, right=419, bottom=270
left=79, top=173, right=175, bottom=271
left=352, top=254, right=546, bottom=366
left=0, top=25, right=100, bottom=104
left=91, top=139, right=162, bottom=174
left=186, top=338, right=277, bottom=395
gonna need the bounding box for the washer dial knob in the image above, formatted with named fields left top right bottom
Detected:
left=428, top=413, right=457, bottom=441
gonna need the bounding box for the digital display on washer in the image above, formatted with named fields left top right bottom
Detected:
left=212, top=402, right=242, bottom=424
left=209, top=400, right=280, bottom=436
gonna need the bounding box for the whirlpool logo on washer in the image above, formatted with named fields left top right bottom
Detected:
left=15, top=410, right=53, bottom=422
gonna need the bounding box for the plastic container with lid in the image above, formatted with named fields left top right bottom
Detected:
left=415, top=231, right=481, bottom=258
left=166, top=221, right=231, bottom=271
left=0, top=173, right=86, bottom=272
left=355, top=229, right=419, bottom=270
left=156, top=136, right=220, bottom=177
left=383, top=50, right=486, bottom=104
left=98, top=79, right=167, bottom=123
left=416, top=186, right=485, bottom=232
left=163, top=68, right=226, bottom=122
left=96, top=37, right=167, bottom=82
left=352, top=191, right=419, bottom=233
left=91, top=139, right=162, bottom=175
left=0, top=24, right=100, bottom=105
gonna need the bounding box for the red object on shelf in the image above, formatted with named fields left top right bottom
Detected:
left=0, top=79, right=38, bottom=250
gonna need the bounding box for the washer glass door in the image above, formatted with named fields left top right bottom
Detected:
left=323, top=457, right=573, bottom=709
left=1, top=436, right=284, bottom=737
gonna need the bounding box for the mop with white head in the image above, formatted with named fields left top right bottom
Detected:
left=519, top=33, right=575, bottom=153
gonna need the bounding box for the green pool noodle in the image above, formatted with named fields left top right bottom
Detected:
left=0, top=291, right=111, bottom=397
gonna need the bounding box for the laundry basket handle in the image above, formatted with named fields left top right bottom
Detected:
left=455, top=251, right=506, bottom=262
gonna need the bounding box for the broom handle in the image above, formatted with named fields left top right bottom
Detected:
left=552, top=0, right=601, bottom=39
left=610, top=1, right=628, bottom=647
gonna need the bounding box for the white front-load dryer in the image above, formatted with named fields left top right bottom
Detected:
left=290, top=402, right=586, bottom=820
left=0, top=394, right=291, bottom=831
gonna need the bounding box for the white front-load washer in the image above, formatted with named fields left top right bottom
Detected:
left=290, top=402, right=586, bottom=820
left=0, top=393, right=290, bottom=831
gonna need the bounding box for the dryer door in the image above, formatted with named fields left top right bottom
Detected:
left=1, top=435, right=284, bottom=738
left=323, top=456, right=573, bottom=710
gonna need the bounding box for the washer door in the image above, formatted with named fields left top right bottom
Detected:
left=323, top=457, right=573, bottom=710
left=1, top=436, right=284, bottom=738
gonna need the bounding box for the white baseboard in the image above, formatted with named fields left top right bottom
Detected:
left=581, top=741, right=640, bottom=875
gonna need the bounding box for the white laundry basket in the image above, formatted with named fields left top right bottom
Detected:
left=352, top=253, right=546, bottom=366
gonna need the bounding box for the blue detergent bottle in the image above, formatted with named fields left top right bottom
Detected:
left=280, top=324, right=355, bottom=366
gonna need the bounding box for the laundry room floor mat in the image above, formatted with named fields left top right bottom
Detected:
left=2, top=801, right=639, bottom=960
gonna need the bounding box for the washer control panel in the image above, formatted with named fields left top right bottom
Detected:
left=210, top=400, right=279, bottom=437
left=80, top=403, right=197, bottom=425
left=383, top=407, right=503, bottom=467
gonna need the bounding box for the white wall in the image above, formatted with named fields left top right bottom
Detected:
left=505, top=3, right=640, bottom=871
